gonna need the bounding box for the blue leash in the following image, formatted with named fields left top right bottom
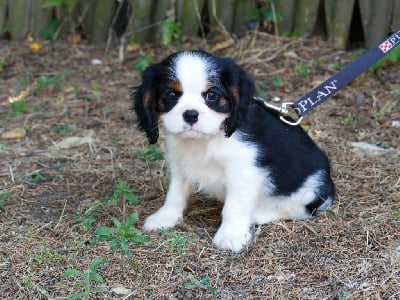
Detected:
left=255, top=28, right=400, bottom=125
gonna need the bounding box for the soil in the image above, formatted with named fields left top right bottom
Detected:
left=0, top=33, right=399, bottom=299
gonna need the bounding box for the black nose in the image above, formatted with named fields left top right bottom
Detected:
left=183, top=110, right=199, bottom=125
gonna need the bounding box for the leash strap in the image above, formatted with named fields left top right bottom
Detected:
left=255, top=28, right=400, bottom=125
left=292, top=28, right=400, bottom=117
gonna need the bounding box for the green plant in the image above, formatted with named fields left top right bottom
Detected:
left=294, top=64, right=310, bottom=75
left=180, top=275, right=218, bottom=296
left=160, top=229, right=197, bottom=266
left=111, top=180, right=138, bottom=222
left=36, top=69, right=69, bottom=92
left=42, top=0, right=75, bottom=7
left=251, top=6, right=279, bottom=23
left=51, top=124, right=69, bottom=135
left=63, top=257, right=106, bottom=300
left=29, top=247, right=66, bottom=266
left=134, top=145, right=164, bottom=166
left=9, top=101, right=28, bottom=117
left=162, top=18, right=181, bottom=45
left=272, top=75, right=283, bottom=88
left=73, top=204, right=103, bottom=231
left=91, top=84, right=101, bottom=101
left=95, top=213, right=150, bottom=257
left=27, top=172, right=45, bottom=184
left=370, top=44, right=400, bottom=71
left=41, top=18, right=61, bottom=41
left=0, top=192, right=9, bottom=211
left=282, top=29, right=304, bottom=37
left=132, top=54, right=153, bottom=73
left=110, top=137, right=124, bottom=146
left=342, top=112, right=355, bottom=126
left=0, top=58, right=5, bottom=70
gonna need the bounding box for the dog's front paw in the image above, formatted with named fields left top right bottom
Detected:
left=143, top=208, right=182, bottom=231
left=213, top=226, right=252, bottom=253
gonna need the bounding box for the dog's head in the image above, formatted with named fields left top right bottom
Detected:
left=132, top=50, right=254, bottom=143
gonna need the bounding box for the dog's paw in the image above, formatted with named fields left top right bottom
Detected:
left=213, top=226, right=252, bottom=253
left=143, top=208, right=182, bottom=231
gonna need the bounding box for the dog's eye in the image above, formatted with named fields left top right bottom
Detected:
left=164, top=90, right=180, bottom=101
left=205, top=91, right=219, bottom=102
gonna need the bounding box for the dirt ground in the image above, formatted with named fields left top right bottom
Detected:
left=0, top=33, right=399, bottom=299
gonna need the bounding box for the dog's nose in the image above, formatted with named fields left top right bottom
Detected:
left=182, top=110, right=199, bottom=125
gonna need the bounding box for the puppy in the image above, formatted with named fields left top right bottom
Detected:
left=133, top=50, right=334, bottom=252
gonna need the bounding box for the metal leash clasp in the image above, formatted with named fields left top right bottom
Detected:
left=253, top=97, right=303, bottom=126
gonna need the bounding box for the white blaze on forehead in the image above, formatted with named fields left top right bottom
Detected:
left=175, top=53, right=208, bottom=93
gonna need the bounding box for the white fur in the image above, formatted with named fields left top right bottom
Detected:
left=143, top=53, right=327, bottom=252
left=161, top=53, right=227, bottom=139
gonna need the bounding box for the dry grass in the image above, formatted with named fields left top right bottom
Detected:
left=0, top=33, right=399, bottom=299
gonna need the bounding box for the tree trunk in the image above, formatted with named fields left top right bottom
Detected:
left=177, top=0, right=204, bottom=38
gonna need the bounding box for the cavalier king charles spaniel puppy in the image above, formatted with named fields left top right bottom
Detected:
left=132, top=50, right=334, bottom=252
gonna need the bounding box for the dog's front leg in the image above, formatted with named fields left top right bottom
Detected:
left=213, top=177, right=262, bottom=252
left=143, top=171, right=191, bottom=231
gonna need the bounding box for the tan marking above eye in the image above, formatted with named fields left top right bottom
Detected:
left=143, top=92, right=154, bottom=106
left=229, top=86, right=239, bottom=102
left=203, top=82, right=214, bottom=92
left=168, top=81, right=183, bottom=92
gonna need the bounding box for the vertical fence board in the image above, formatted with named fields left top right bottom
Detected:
left=324, top=0, right=355, bottom=49
left=232, top=0, right=255, bottom=37
left=358, top=0, right=392, bottom=48
left=31, top=0, right=52, bottom=39
left=208, top=0, right=236, bottom=35
left=88, top=0, right=115, bottom=43
left=0, top=0, right=6, bottom=30
left=294, top=0, right=320, bottom=35
left=391, top=0, right=400, bottom=32
left=276, top=0, right=296, bottom=34
left=9, top=0, right=30, bottom=40
left=177, top=0, right=204, bottom=38
left=126, top=0, right=154, bottom=43
left=147, top=0, right=169, bottom=43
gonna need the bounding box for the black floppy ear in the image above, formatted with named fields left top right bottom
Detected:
left=132, top=64, right=162, bottom=144
left=222, top=61, right=255, bottom=137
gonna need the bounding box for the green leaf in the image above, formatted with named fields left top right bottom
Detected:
left=89, top=257, right=106, bottom=272
left=63, top=269, right=83, bottom=278
left=126, top=212, right=139, bottom=227
left=90, top=273, right=104, bottom=284
left=120, top=237, right=130, bottom=256
left=129, top=235, right=151, bottom=244
left=126, top=193, right=138, bottom=205
left=111, top=217, right=122, bottom=228
left=95, top=227, right=116, bottom=239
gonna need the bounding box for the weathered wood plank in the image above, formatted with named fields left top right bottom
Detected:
left=31, top=0, right=52, bottom=39
left=177, top=0, right=204, bottom=38
left=324, top=0, right=355, bottom=49
left=0, top=0, right=6, bottom=31
left=232, top=0, right=255, bottom=37
left=208, top=0, right=236, bottom=35
left=276, top=0, right=296, bottom=34
left=358, top=0, right=392, bottom=48
left=88, top=0, right=115, bottom=43
left=126, top=0, right=154, bottom=43
left=147, top=0, right=170, bottom=43
left=294, top=0, right=321, bottom=35
left=391, top=0, right=400, bottom=32
left=8, top=0, right=30, bottom=40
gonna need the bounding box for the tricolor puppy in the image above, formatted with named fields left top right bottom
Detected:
left=133, top=50, right=334, bottom=252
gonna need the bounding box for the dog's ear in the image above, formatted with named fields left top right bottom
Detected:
left=132, top=64, right=163, bottom=144
left=221, top=60, right=255, bottom=137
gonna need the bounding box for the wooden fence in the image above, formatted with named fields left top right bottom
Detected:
left=0, top=0, right=399, bottom=49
